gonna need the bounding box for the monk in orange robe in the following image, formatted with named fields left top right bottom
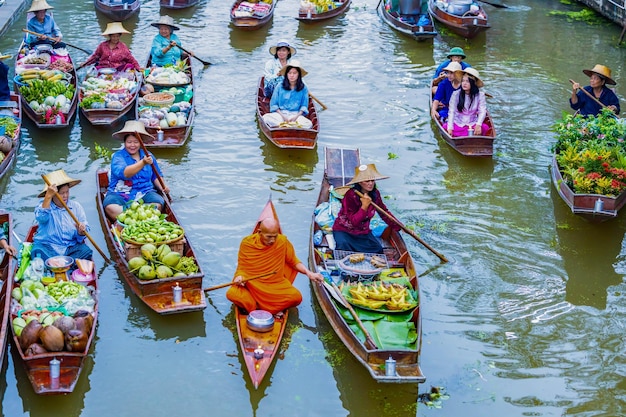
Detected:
left=226, top=218, right=323, bottom=314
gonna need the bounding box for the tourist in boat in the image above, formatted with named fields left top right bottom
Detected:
left=0, top=52, right=11, bottom=101
left=226, top=217, right=323, bottom=315
left=25, top=0, right=66, bottom=49
left=570, top=64, right=620, bottom=117
left=262, top=61, right=313, bottom=129
left=77, top=22, right=140, bottom=72
left=332, top=164, right=400, bottom=254
left=431, top=61, right=462, bottom=122
left=0, top=216, right=17, bottom=257
left=433, top=47, right=471, bottom=80
left=444, top=67, right=489, bottom=137
left=31, top=170, right=93, bottom=262
left=263, top=40, right=296, bottom=98
left=103, top=120, right=170, bottom=220
left=150, top=15, right=183, bottom=67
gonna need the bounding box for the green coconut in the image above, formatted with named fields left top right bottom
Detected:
left=138, top=265, right=156, bottom=280
left=162, top=252, right=181, bottom=268
left=129, top=256, right=147, bottom=271
left=156, top=265, right=173, bottom=279
left=140, top=243, right=157, bottom=260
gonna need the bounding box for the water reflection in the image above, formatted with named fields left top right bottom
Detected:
left=259, top=139, right=318, bottom=178
left=435, top=132, right=495, bottom=192
left=295, top=21, right=348, bottom=45
left=229, top=25, right=272, bottom=53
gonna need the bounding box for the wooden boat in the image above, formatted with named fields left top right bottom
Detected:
left=429, top=80, right=496, bottom=157
left=550, top=155, right=626, bottom=222
left=14, top=40, right=78, bottom=129
left=0, top=212, right=14, bottom=371
left=256, top=77, right=319, bottom=149
left=135, top=55, right=194, bottom=148
left=160, top=0, right=200, bottom=9
left=296, top=0, right=351, bottom=22
left=96, top=168, right=207, bottom=314
left=235, top=198, right=288, bottom=389
left=308, top=147, right=426, bottom=383
left=79, top=68, right=141, bottom=126
left=428, top=0, right=489, bottom=39
left=9, top=224, right=99, bottom=394
left=93, top=0, right=140, bottom=21
left=0, top=93, right=22, bottom=181
left=230, top=0, right=276, bottom=30
left=378, top=0, right=437, bottom=41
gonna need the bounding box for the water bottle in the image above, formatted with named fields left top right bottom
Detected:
left=183, top=85, right=193, bottom=102
left=313, top=230, right=323, bottom=245
left=31, top=254, right=44, bottom=280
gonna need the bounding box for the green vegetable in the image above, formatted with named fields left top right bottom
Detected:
left=0, top=116, right=19, bottom=138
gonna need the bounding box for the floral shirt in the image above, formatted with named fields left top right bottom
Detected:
left=83, top=41, right=140, bottom=71
left=107, top=148, right=163, bottom=201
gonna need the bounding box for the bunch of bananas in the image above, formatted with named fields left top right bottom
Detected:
left=348, top=253, right=365, bottom=263
left=347, top=281, right=416, bottom=311
left=18, top=69, right=66, bottom=83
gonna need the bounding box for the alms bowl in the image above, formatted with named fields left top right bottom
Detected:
left=45, top=255, right=74, bottom=272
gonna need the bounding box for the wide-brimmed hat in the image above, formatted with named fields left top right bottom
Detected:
left=27, top=0, right=53, bottom=12
left=112, top=120, right=155, bottom=142
left=457, top=67, right=484, bottom=88
left=151, top=15, right=179, bottom=31
left=278, top=60, right=308, bottom=77
left=446, top=47, right=466, bottom=59
left=346, top=164, right=390, bottom=186
left=583, top=64, right=616, bottom=86
left=269, top=40, right=297, bottom=56
left=101, top=22, right=131, bottom=37
left=38, top=169, right=81, bottom=198
left=442, top=61, right=462, bottom=74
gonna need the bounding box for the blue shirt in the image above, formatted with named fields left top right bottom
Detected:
left=150, top=34, right=182, bottom=67
left=433, top=78, right=460, bottom=107
left=570, top=85, right=620, bottom=117
left=108, top=148, right=163, bottom=201
left=433, top=60, right=471, bottom=79
left=26, top=14, right=62, bottom=45
left=270, top=84, right=309, bottom=115
left=33, top=201, right=89, bottom=255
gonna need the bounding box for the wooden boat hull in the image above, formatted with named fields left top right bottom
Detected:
left=0, top=93, right=22, bottom=181
left=296, top=0, right=351, bottom=21
left=160, top=0, right=200, bottom=9
left=550, top=155, right=626, bottom=222
left=308, top=147, right=425, bottom=383
left=377, top=1, right=437, bottom=41
left=93, top=0, right=140, bottom=21
left=230, top=0, right=276, bottom=30
left=0, top=213, right=14, bottom=372
left=79, top=71, right=140, bottom=126
left=9, top=225, right=99, bottom=395
left=96, top=169, right=206, bottom=314
left=235, top=199, right=288, bottom=389
left=429, top=81, right=495, bottom=157
left=256, top=77, right=319, bottom=149
left=428, top=0, right=489, bottom=38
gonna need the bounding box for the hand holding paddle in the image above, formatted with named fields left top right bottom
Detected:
left=22, top=29, right=93, bottom=55
left=569, top=79, right=619, bottom=116
left=135, top=135, right=172, bottom=203
left=203, top=271, right=277, bottom=293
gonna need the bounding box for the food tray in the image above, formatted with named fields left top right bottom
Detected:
left=18, top=53, right=51, bottom=69
left=334, top=250, right=388, bottom=277
left=143, top=92, right=175, bottom=107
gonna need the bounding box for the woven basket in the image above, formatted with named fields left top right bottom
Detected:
left=143, top=92, right=175, bottom=107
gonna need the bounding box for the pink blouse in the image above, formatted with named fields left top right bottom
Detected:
left=83, top=41, right=140, bottom=71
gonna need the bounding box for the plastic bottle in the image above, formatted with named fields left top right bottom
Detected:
left=313, top=230, right=323, bottom=245
left=183, top=85, right=193, bottom=102
left=31, top=254, right=44, bottom=280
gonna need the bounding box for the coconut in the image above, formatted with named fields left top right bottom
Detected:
left=65, top=329, right=88, bottom=352
left=141, top=243, right=157, bottom=260
left=25, top=343, right=47, bottom=356
left=52, top=315, right=76, bottom=335
left=162, top=251, right=181, bottom=268
left=74, top=311, right=93, bottom=333
left=129, top=256, right=147, bottom=271
left=138, top=264, right=156, bottom=280
left=19, top=320, right=43, bottom=351
left=0, top=136, right=12, bottom=153
left=39, top=325, right=65, bottom=352
left=156, top=265, right=173, bottom=279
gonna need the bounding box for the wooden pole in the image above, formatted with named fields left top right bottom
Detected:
left=174, top=44, right=212, bottom=66
left=332, top=282, right=378, bottom=350
left=22, top=29, right=93, bottom=55
left=569, top=79, right=612, bottom=111
left=203, top=271, right=277, bottom=293
left=135, top=135, right=172, bottom=203
left=309, top=93, right=327, bottom=110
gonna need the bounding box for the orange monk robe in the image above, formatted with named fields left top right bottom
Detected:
left=226, top=233, right=303, bottom=314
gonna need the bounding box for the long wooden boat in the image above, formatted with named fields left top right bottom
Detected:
left=96, top=168, right=207, bottom=314
left=0, top=93, right=22, bottom=181
left=135, top=55, right=194, bottom=148
left=9, top=224, right=99, bottom=394
left=550, top=155, right=626, bottom=222
left=230, top=0, right=277, bottom=30
left=378, top=0, right=437, bottom=41
left=0, top=212, right=14, bottom=371
left=429, top=80, right=496, bottom=157
left=256, top=77, right=319, bottom=149
left=235, top=198, right=288, bottom=389
left=308, top=147, right=426, bottom=383
left=296, top=0, right=351, bottom=22
left=79, top=68, right=141, bottom=126
left=428, top=0, right=489, bottom=38
left=94, top=0, right=140, bottom=21
left=160, top=0, right=200, bottom=9
left=14, top=40, right=78, bottom=129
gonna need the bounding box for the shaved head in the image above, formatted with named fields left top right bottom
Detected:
left=258, top=218, right=279, bottom=246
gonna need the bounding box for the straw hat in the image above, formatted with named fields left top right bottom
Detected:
left=277, top=60, right=308, bottom=77
left=27, top=0, right=54, bottom=12
left=101, top=22, right=131, bottom=37
left=446, top=47, right=466, bottom=59
left=346, top=164, right=390, bottom=186
left=38, top=169, right=81, bottom=198
left=457, top=67, right=484, bottom=88
left=583, top=64, right=616, bottom=85
left=112, top=120, right=155, bottom=141
left=269, top=40, right=297, bottom=56
left=151, top=15, right=180, bottom=31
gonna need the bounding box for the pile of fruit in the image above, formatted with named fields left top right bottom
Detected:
left=79, top=72, right=137, bottom=110
left=343, top=281, right=417, bottom=311
left=15, top=68, right=67, bottom=83
left=299, top=0, right=339, bottom=14
left=20, top=78, right=75, bottom=116
left=117, top=200, right=165, bottom=226
left=145, top=66, right=190, bottom=86
left=128, top=243, right=199, bottom=280
left=121, top=218, right=184, bottom=244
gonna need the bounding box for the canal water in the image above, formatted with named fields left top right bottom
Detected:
left=2, top=0, right=626, bottom=415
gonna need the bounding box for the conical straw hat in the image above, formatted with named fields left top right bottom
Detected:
left=112, top=120, right=155, bottom=141
left=151, top=15, right=180, bottom=31
left=346, top=164, right=390, bottom=186
left=38, top=169, right=81, bottom=198
left=101, top=22, right=131, bottom=37
left=27, top=0, right=54, bottom=12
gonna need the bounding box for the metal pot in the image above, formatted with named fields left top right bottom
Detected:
left=447, top=0, right=472, bottom=15
left=246, top=310, right=275, bottom=333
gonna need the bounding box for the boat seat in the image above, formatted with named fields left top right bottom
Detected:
left=0, top=101, right=17, bottom=109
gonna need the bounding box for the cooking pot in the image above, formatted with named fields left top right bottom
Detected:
left=246, top=310, right=275, bottom=333
left=447, top=0, right=472, bottom=15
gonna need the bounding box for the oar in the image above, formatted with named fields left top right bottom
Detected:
left=174, top=44, right=212, bottom=66
left=354, top=189, right=449, bottom=263
left=135, top=134, right=172, bottom=203
left=22, top=29, right=93, bottom=55
left=309, top=93, right=327, bottom=110
left=569, top=79, right=609, bottom=110
left=41, top=174, right=111, bottom=263
left=331, top=281, right=378, bottom=350
left=478, top=0, right=509, bottom=8
left=203, top=271, right=277, bottom=293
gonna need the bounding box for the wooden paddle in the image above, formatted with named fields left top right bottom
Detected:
left=135, top=134, right=172, bottom=203
left=353, top=189, right=449, bottom=263
left=174, top=44, right=212, bottom=66
left=22, top=29, right=93, bottom=55
left=309, top=93, right=327, bottom=110
left=331, top=281, right=378, bottom=350
left=569, top=79, right=610, bottom=110
left=41, top=174, right=111, bottom=263
left=203, top=271, right=277, bottom=292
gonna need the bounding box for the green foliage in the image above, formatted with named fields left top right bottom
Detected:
left=387, top=152, right=398, bottom=160
left=548, top=7, right=604, bottom=24
left=94, top=142, right=113, bottom=163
